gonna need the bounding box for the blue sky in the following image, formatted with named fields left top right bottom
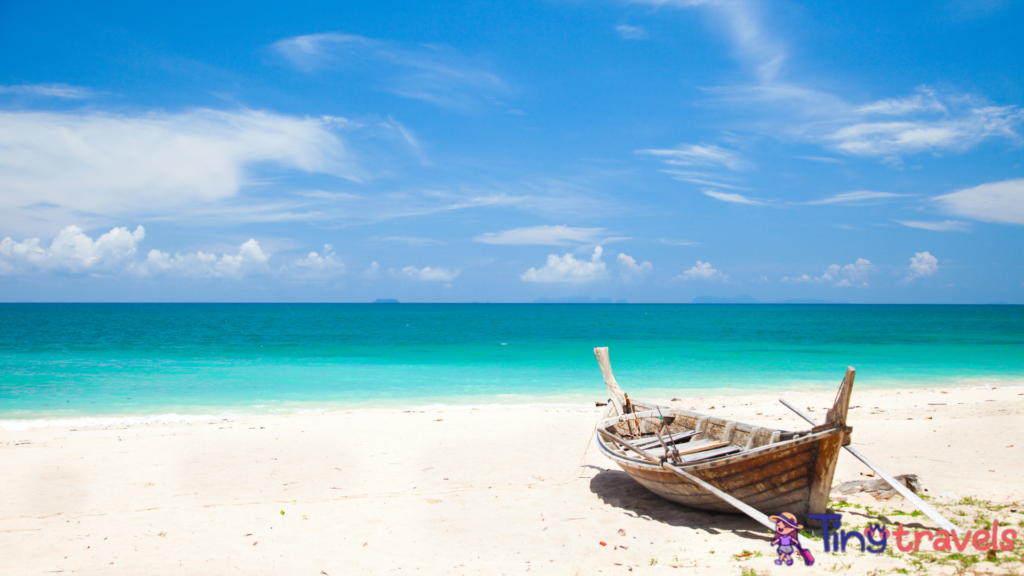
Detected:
left=1, top=0, right=1022, bottom=303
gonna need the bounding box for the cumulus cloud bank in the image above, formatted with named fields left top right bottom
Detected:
left=0, top=224, right=356, bottom=280
left=136, top=240, right=271, bottom=279
left=292, top=244, right=345, bottom=279
left=0, top=225, right=145, bottom=275
left=521, top=246, right=608, bottom=283
left=674, top=261, right=728, bottom=282
left=783, top=258, right=874, bottom=288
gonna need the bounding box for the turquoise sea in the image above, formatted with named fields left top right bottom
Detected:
left=1, top=304, right=1022, bottom=427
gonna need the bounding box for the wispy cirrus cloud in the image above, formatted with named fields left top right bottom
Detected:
left=826, top=104, right=1022, bottom=158
left=804, top=191, right=909, bottom=205
left=661, top=170, right=751, bottom=190
left=615, top=25, right=649, bottom=40
left=0, top=109, right=360, bottom=237
left=0, top=83, right=94, bottom=99
left=635, top=0, right=1022, bottom=164
left=897, top=220, right=971, bottom=232
left=636, top=144, right=747, bottom=170
left=474, top=225, right=607, bottom=246
left=932, top=179, right=1024, bottom=226
left=702, top=190, right=764, bottom=205
left=659, top=238, right=700, bottom=246
left=632, top=0, right=785, bottom=82
left=273, top=33, right=509, bottom=109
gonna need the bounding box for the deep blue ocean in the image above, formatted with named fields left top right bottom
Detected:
left=1, top=304, right=1022, bottom=427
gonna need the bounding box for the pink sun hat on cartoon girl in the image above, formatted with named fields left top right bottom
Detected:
left=769, top=512, right=803, bottom=530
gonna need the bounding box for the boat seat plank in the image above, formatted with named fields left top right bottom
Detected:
left=652, top=440, right=730, bottom=458
left=677, top=445, right=741, bottom=463
left=631, top=430, right=700, bottom=450
left=648, top=443, right=741, bottom=462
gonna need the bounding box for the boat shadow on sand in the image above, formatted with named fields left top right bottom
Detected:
left=586, top=465, right=773, bottom=543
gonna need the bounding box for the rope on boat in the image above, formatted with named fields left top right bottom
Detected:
left=553, top=419, right=600, bottom=485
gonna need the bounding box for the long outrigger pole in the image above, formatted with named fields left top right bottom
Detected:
left=779, top=398, right=961, bottom=535
left=596, top=428, right=815, bottom=550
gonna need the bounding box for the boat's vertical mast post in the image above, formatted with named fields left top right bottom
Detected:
left=594, top=347, right=627, bottom=416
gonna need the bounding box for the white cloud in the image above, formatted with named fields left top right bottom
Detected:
left=632, top=0, right=785, bottom=82
left=616, top=25, right=648, bottom=40
left=475, top=225, right=606, bottom=246
left=292, top=244, right=345, bottom=278
left=372, top=236, right=446, bottom=246
left=659, top=238, right=700, bottom=246
left=783, top=258, right=874, bottom=288
left=932, top=179, right=1024, bottom=225
left=137, top=239, right=271, bottom=279
left=855, top=91, right=946, bottom=116
left=399, top=265, right=460, bottom=282
left=797, top=156, right=843, bottom=163
left=633, top=0, right=1020, bottom=164
left=617, top=253, right=653, bottom=278
left=273, top=33, right=508, bottom=109
left=361, top=261, right=382, bottom=279
left=826, top=105, right=1022, bottom=157
left=661, top=170, right=750, bottom=190
left=897, top=220, right=971, bottom=232
left=674, top=261, right=728, bottom=282
left=521, top=246, right=608, bottom=283
left=636, top=144, right=747, bottom=170
left=703, top=190, right=764, bottom=205
left=905, top=251, right=938, bottom=282
left=0, top=109, right=358, bottom=236
left=805, top=191, right=908, bottom=205
left=0, top=83, right=94, bottom=99
left=0, top=225, right=145, bottom=275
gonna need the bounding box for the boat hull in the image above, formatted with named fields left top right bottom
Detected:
left=597, top=427, right=844, bottom=522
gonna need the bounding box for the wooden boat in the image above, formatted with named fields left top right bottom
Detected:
left=593, top=347, right=854, bottom=523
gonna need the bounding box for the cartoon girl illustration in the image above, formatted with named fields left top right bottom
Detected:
left=769, top=512, right=812, bottom=566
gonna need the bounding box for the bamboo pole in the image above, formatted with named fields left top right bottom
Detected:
left=779, top=398, right=960, bottom=535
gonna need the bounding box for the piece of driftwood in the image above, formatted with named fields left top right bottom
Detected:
left=779, top=398, right=960, bottom=535
left=593, top=347, right=850, bottom=523
left=833, top=474, right=922, bottom=499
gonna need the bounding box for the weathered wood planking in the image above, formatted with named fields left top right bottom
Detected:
left=593, top=347, right=854, bottom=524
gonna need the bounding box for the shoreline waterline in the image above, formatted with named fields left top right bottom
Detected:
left=4, top=377, right=1021, bottom=431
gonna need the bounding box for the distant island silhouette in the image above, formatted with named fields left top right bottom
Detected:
left=692, top=296, right=844, bottom=304
left=534, top=297, right=627, bottom=304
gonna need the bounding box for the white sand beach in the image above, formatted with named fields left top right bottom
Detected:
left=2, top=386, right=1023, bottom=575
